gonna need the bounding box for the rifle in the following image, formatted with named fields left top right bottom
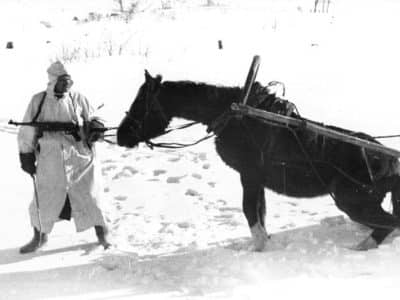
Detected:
left=9, top=120, right=82, bottom=141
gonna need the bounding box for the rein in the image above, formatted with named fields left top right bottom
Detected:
left=124, top=80, right=216, bottom=150
left=143, top=121, right=215, bottom=149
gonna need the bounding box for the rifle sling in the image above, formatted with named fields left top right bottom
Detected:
left=32, top=92, right=47, bottom=122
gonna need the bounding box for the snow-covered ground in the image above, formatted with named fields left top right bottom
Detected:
left=2, top=0, right=400, bottom=299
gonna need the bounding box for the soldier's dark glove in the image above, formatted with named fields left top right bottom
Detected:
left=19, top=152, right=36, bottom=175
left=84, top=119, right=105, bottom=147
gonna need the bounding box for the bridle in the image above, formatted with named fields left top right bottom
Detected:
left=123, top=81, right=215, bottom=149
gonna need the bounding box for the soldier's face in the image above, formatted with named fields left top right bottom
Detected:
left=54, top=74, right=73, bottom=97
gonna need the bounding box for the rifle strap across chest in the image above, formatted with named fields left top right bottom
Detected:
left=32, top=92, right=47, bottom=122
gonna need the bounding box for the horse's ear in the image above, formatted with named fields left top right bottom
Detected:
left=144, top=69, right=152, bottom=82
left=144, top=70, right=161, bottom=84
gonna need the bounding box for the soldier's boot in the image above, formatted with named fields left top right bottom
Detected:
left=94, top=225, right=111, bottom=249
left=19, top=227, right=48, bottom=254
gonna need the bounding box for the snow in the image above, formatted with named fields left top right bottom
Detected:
left=1, top=0, right=400, bottom=299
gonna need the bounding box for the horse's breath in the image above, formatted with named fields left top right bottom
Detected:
left=117, top=70, right=400, bottom=251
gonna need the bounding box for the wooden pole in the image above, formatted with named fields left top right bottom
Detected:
left=240, top=55, right=261, bottom=105
left=231, top=103, right=400, bottom=158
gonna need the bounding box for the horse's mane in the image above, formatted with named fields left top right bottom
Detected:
left=162, top=80, right=241, bottom=104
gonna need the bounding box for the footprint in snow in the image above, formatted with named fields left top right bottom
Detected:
left=102, top=159, right=117, bottom=164
left=215, top=213, right=234, bottom=220
left=198, top=152, right=207, bottom=161
left=153, top=169, right=167, bottom=176
left=217, top=199, right=227, bottom=205
left=185, top=188, right=201, bottom=197
left=219, top=207, right=241, bottom=213
left=102, top=165, right=117, bottom=176
left=114, top=195, right=127, bottom=202
left=192, top=173, right=202, bottom=179
left=208, top=181, right=216, bottom=187
left=166, top=175, right=187, bottom=183
left=202, top=163, right=211, bottom=170
left=123, top=166, right=138, bottom=175
left=168, top=157, right=181, bottom=162
left=121, top=151, right=134, bottom=158
left=177, top=222, right=192, bottom=229
left=112, top=166, right=138, bottom=180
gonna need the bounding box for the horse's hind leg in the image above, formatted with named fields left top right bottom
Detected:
left=333, top=181, right=400, bottom=250
left=389, top=176, right=400, bottom=217
left=240, top=172, right=268, bottom=251
left=354, top=208, right=399, bottom=251
left=374, top=175, right=400, bottom=217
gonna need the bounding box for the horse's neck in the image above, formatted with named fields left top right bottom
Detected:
left=160, top=82, right=240, bottom=125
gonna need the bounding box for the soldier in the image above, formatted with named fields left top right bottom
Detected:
left=17, top=61, right=111, bottom=253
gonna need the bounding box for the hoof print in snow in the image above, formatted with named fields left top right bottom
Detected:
left=207, top=181, right=216, bottom=187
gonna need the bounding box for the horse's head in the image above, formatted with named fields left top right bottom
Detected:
left=117, top=70, right=170, bottom=148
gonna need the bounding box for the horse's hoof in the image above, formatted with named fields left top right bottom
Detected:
left=248, top=242, right=266, bottom=252
left=352, top=236, right=378, bottom=251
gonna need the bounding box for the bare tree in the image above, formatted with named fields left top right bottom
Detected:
left=115, top=0, right=124, bottom=12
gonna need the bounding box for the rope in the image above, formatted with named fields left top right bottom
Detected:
left=141, top=121, right=216, bottom=150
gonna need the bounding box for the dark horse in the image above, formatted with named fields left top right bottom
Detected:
left=117, top=70, right=400, bottom=251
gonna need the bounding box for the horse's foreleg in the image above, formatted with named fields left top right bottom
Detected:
left=241, top=173, right=268, bottom=251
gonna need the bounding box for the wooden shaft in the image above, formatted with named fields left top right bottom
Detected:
left=240, top=55, right=261, bottom=105
left=231, top=103, right=400, bottom=158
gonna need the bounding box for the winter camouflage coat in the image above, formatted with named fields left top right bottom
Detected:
left=18, top=76, right=107, bottom=233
